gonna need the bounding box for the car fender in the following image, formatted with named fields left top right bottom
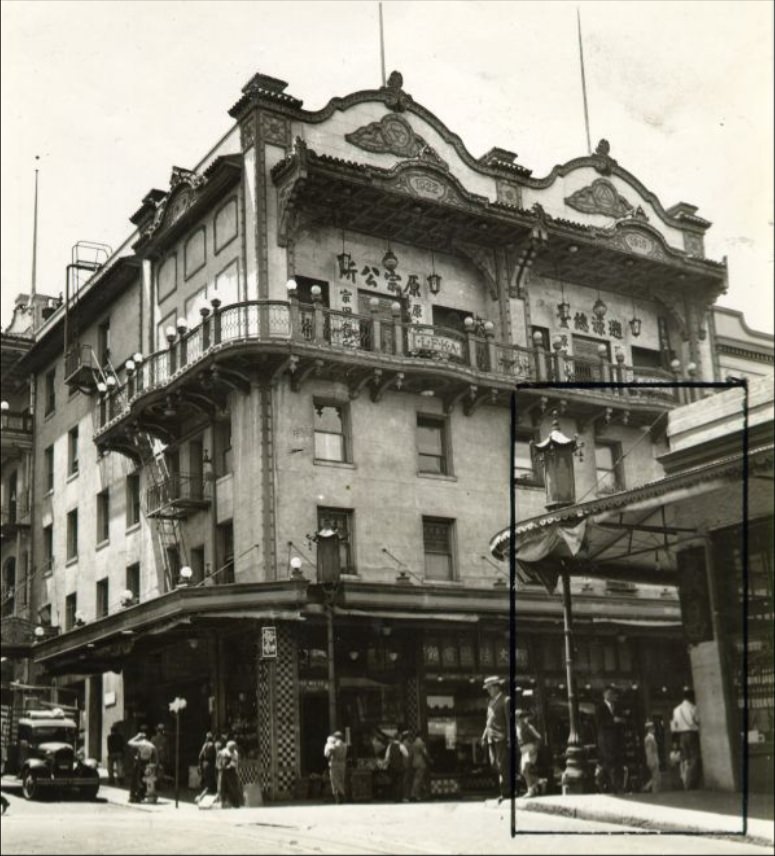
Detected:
left=23, top=758, right=49, bottom=774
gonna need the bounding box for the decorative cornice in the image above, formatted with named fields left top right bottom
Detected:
left=345, top=113, right=448, bottom=168
left=565, top=177, right=634, bottom=219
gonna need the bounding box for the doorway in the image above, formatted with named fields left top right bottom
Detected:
left=301, top=692, right=330, bottom=775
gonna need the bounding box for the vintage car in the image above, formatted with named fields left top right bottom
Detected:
left=12, top=709, right=100, bottom=800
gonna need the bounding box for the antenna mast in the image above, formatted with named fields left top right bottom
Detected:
left=31, top=156, right=40, bottom=299
left=577, top=8, right=592, bottom=155
left=379, top=2, right=386, bottom=86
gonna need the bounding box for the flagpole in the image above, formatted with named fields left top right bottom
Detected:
left=31, top=156, right=40, bottom=299
left=577, top=9, right=592, bottom=155
left=379, top=2, right=386, bottom=86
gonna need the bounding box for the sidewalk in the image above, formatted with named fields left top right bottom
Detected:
left=515, top=789, right=775, bottom=847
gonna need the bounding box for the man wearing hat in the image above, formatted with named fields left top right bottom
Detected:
left=324, top=731, right=348, bottom=804
left=480, top=676, right=511, bottom=802
left=595, top=685, right=625, bottom=793
left=671, top=687, right=701, bottom=789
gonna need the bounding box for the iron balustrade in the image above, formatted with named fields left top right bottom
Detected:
left=0, top=410, right=33, bottom=434
left=145, top=472, right=212, bottom=516
left=93, top=300, right=686, bottom=431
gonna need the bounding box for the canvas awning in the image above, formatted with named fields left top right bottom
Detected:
left=490, top=443, right=774, bottom=591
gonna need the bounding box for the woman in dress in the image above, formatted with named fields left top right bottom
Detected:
left=196, top=731, right=217, bottom=803
left=220, top=740, right=243, bottom=808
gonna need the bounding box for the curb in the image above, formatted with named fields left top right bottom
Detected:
left=516, top=799, right=775, bottom=848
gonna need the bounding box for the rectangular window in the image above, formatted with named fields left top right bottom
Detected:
left=213, top=418, right=233, bottom=476
left=423, top=517, right=455, bottom=581
left=514, top=430, right=542, bottom=485
left=166, top=545, right=181, bottom=585
left=314, top=402, right=349, bottom=463
left=417, top=415, right=448, bottom=475
left=631, top=345, right=663, bottom=370
left=97, top=489, right=110, bottom=543
left=595, top=442, right=624, bottom=494
left=66, top=509, right=78, bottom=561
left=190, top=546, right=205, bottom=586
left=44, top=445, right=54, bottom=492
left=43, top=524, right=54, bottom=572
left=216, top=522, right=234, bottom=584
left=317, top=507, right=354, bottom=574
left=45, top=368, right=56, bottom=416
left=98, top=318, right=111, bottom=365
left=96, top=578, right=109, bottom=618
left=68, top=426, right=79, bottom=476
left=65, top=592, right=77, bottom=631
left=126, top=474, right=141, bottom=527
left=126, top=563, right=140, bottom=601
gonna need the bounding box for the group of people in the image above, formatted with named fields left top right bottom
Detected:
left=596, top=684, right=702, bottom=795
left=195, top=731, right=243, bottom=808
left=323, top=728, right=431, bottom=804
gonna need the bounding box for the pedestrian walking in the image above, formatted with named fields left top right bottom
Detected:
left=324, top=731, right=348, bottom=804
left=1, top=744, right=10, bottom=815
left=671, top=687, right=701, bottom=789
left=127, top=728, right=158, bottom=803
left=151, top=723, right=170, bottom=791
left=515, top=710, right=542, bottom=798
left=641, top=720, right=661, bottom=793
left=595, top=685, right=625, bottom=794
left=213, top=739, right=226, bottom=806
left=219, top=740, right=243, bottom=808
left=107, top=724, right=125, bottom=786
left=400, top=731, right=414, bottom=802
left=380, top=732, right=406, bottom=802
left=480, top=675, right=511, bottom=803
left=196, top=731, right=218, bottom=803
left=409, top=731, right=431, bottom=801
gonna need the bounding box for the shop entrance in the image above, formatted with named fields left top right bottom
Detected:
left=301, top=692, right=329, bottom=775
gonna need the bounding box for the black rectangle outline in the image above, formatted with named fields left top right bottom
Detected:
left=508, top=378, right=753, bottom=839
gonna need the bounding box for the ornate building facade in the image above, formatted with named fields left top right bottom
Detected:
left=3, top=69, right=740, bottom=798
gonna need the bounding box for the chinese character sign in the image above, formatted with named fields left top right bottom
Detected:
left=261, top=626, right=278, bottom=659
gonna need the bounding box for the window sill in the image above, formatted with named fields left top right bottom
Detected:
left=313, top=459, right=355, bottom=470
left=66, top=471, right=79, bottom=483
left=96, top=539, right=110, bottom=551
left=417, top=472, right=457, bottom=482
left=513, top=479, right=544, bottom=490
left=65, top=556, right=78, bottom=567
left=45, top=488, right=54, bottom=497
left=126, top=522, right=141, bottom=535
left=44, top=410, right=55, bottom=422
left=216, top=471, right=234, bottom=484
left=422, top=578, right=461, bottom=587
left=43, top=568, right=54, bottom=579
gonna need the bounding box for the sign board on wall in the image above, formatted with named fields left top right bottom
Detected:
left=261, top=626, right=278, bottom=659
left=103, top=691, right=116, bottom=708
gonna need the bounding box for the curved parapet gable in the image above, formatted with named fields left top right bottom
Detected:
left=521, top=140, right=711, bottom=255
left=231, top=70, right=531, bottom=187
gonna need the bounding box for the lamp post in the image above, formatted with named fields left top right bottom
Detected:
left=533, top=411, right=587, bottom=793
left=168, top=696, right=187, bottom=808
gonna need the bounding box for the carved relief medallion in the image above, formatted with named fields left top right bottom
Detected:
left=496, top=179, right=522, bottom=207
left=565, top=178, right=633, bottom=218
left=260, top=112, right=290, bottom=147
left=346, top=113, right=447, bottom=167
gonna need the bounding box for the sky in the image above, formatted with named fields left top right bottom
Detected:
left=2, top=0, right=773, bottom=332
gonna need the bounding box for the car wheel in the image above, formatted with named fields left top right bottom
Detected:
left=22, top=771, right=39, bottom=800
left=80, top=786, right=99, bottom=801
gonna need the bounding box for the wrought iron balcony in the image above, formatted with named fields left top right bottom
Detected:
left=64, top=344, right=103, bottom=393
left=93, top=299, right=689, bottom=454
left=0, top=410, right=33, bottom=444
left=1, top=492, right=31, bottom=538
left=145, top=473, right=212, bottom=519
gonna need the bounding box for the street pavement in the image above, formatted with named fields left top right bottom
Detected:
left=1, top=782, right=773, bottom=855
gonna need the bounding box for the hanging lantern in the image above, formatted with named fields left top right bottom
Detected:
left=382, top=246, right=398, bottom=272
left=629, top=314, right=642, bottom=337
left=557, top=283, right=571, bottom=327
left=592, top=295, right=608, bottom=318
left=427, top=252, right=442, bottom=295
left=337, top=230, right=352, bottom=277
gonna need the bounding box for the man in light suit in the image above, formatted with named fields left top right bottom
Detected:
left=481, top=675, right=511, bottom=803
left=595, top=684, right=625, bottom=793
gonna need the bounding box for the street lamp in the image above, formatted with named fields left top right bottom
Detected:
left=534, top=412, right=587, bottom=794
left=168, top=696, right=187, bottom=808
left=178, top=566, right=193, bottom=587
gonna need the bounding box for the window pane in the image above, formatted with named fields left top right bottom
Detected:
left=417, top=422, right=442, bottom=456
left=425, top=552, right=452, bottom=580
left=514, top=440, right=534, bottom=475
left=314, top=404, right=343, bottom=433
left=314, top=432, right=344, bottom=462
left=595, top=445, right=614, bottom=472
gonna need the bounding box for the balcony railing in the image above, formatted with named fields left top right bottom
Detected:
left=95, top=299, right=687, bottom=433
left=0, top=410, right=33, bottom=435
left=145, top=473, right=212, bottom=519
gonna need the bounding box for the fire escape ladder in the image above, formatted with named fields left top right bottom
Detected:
left=138, top=434, right=188, bottom=593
